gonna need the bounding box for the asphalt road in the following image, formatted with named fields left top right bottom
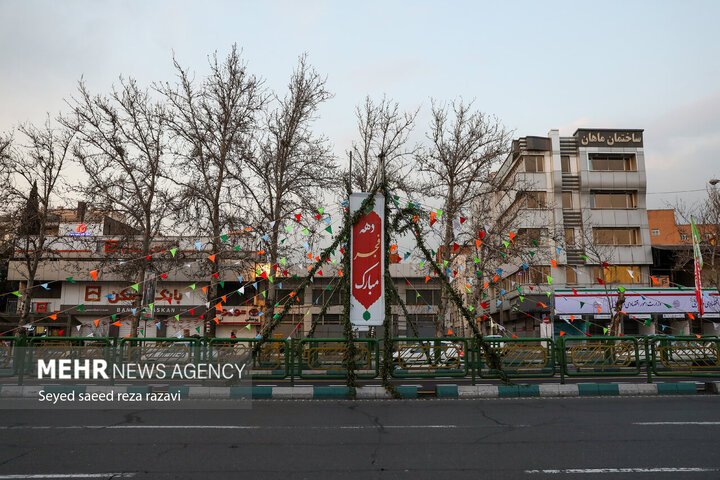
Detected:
left=1, top=396, right=720, bottom=479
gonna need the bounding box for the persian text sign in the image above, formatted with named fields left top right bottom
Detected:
left=555, top=289, right=720, bottom=315
left=350, top=193, right=385, bottom=327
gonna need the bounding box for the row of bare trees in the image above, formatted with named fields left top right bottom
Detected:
left=0, top=45, right=516, bottom=337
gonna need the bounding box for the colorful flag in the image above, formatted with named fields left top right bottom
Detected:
left=691, top=216, right=704, bottom=316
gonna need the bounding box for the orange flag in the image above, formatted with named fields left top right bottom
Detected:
left=221, top=295, right=227, bottom=303
left=425, top=276, right=431, bottom=283
left=215, top=303, right=223, bottom=312
left=112, top=321, right=122, bottom=327
left=550, top=259, right=557, bottom=269
left=559, top=331, right=566, bottom=336
left=94, top=319, right=100, bottom=327
left=208, top=254, right=216, bottom=262
left=214, top=317, right=220, bottom=324
left=688, top=313, right=695, bottom=320
left=49, top=314, right=57, bottom=320
left=90, top=270, right=98, bottom=281
left=201, top=286, right=208, bottom=293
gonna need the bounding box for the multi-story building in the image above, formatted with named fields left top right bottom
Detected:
left=487, top=128, right=663, bottom=337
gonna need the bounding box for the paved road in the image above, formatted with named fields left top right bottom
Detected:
left=1, top=396, right=720, bottom=479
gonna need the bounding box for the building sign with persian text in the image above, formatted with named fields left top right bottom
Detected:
left=575, top=129, right=643, bottom=148
left=349, top=193, right=385, bottom=327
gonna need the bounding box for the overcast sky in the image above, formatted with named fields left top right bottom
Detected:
left=1, top=0, right=719, bottom=210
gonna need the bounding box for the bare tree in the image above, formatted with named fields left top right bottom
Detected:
left=158, top=45, right=266, bottom=336
left=63, top=78, right=173, bottom=337
left=415, top=99, right=511, bottom=336
left=2, top=119, right=73, bottom=331
left=673, top=187, right=720, bottom=294
left=240, top=54, right=338, bottom=329
left=350, top=95, right=418, bottom=194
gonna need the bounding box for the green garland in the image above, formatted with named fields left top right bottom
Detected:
left=340, top=177, right=358, bottom=397
left=252, top=186, right=379, bottom=357
left=395, top=202, right=511, bottom=384
left=380, top=187, right=401, bottom=398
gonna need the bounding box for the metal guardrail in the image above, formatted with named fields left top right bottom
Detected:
left=207, top=337, right=289, bottom=379
left=478, top=337, right=557, bottom=378
left=559, top=336, right=643, bottom=379
left=649, top=336, right=720, bottom=377
left=4, top=334, right=720, bottom=385
left=297, top=338, right=379, bottom=379
left=390, top=338, right=469, bottom=377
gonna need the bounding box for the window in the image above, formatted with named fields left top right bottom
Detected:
left=651, top=229, right=660, bottom=236
left=562, top=192, right=573, bottom=209
left=277, top=289, right=297, bottom=305
left=312, top=288, right=341, bottom=306
left=680, top=233, right=689, bottom=242
left=561, top=155, right=572, bottom=173
left=565, top=228, right=575, bottom=245
left=523, top=155, right=544, bottom=173
left=517, top=228, right=549, bottom=245
left=592, top=265, right=641, bottom=284
left=518, top=266, right=551, bottom=285
left=591, top=191, right=638, bottom=209
left=565, top=266, right=577, bottom=284
left=406, top=289, right=441, bottom=305
left=593, top=227, right=641, bottom=245
left=526, top=191, right=547, bottom=209
left=588, top=153, right=637, bottom=171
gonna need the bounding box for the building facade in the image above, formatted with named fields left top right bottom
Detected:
left=485, top=128, right=699, bottom=337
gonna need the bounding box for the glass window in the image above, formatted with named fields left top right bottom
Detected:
left=565, top=228, right=575, bottom=245
left=311, top=288, right=341, bottom=306
left=651, top=229, right=660, bottom=236
left=517, top=228, right=548, bottom=245
left=593, top=228, right=641, bottom=245
left=562, top=192, right=573, bottom=209
left=523, top=155, right=544, bottom=173
left=565, top=266, right=577, bottom=284
left=406, top=289, right=440, bottom=305
left=561, top=155, right=571, bottom=173
left=518, top=266, right=551, bottom=285
left=591, top=191, right=637, bottom=209
left=588, top=154, right=637, bottom=171
left=592, top=265, right=641, bottom=284
left=526, top=191, right=547, bottom=208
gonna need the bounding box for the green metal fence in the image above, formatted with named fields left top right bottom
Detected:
left=649, top=336, right=720, bottom=377
left=478, top=337, right=557, bottom=378
left=390, top=337, right=469, bottom=377
left=206, top=337, right=289, bottom=379
left=297, top=338, right=379, bottom=379
left=559, top=336, right=644, bottom=380
left=3, top=334, right=720, bottom=385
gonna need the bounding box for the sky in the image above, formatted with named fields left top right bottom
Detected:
left=1, top=0, right=719, bottom=210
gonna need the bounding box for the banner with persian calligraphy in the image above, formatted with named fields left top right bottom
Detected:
left=350, top=193, right=385, bottom=327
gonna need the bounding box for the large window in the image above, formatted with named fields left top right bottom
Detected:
left=588, top=154, right=637, bottom=171
left=312, top=288, right=342, bottom=306
left=562, top=192, right=574, bottom=209
left=561, top=155, right=572, bottom=173
left=592, top=265, right=641, bottom=284
left=565, top=228, right=575, bottom=245
left=405, top=289, right=441, bottom=305
left=526, top=191, right=547, bottom=209
left=517, top=228, right=549, bottom=245
left=523, top=155, right=544, bottom=172
left=565, top=266, right=577, bottom=284
left=591, top=191, right=638, bottom=209
left=593, top=227, right=641, bottom=245
left=518, top=266, right=551, bottom=285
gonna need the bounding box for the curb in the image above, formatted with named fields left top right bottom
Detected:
left=0, top=382, right=713, bottom=399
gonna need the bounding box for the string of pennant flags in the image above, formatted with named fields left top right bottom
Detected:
left=2, top=190, right=717, bottom=339
left=386, top=191, right=718, bottom=337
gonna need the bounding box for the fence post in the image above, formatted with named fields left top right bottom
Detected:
left=644, top=336, right=652, bottom=384
left=289, top=338, right=295, bottom=387
left=471, top=339, right=476, bottom=386
left=559, top=336, right=566, bottom=385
